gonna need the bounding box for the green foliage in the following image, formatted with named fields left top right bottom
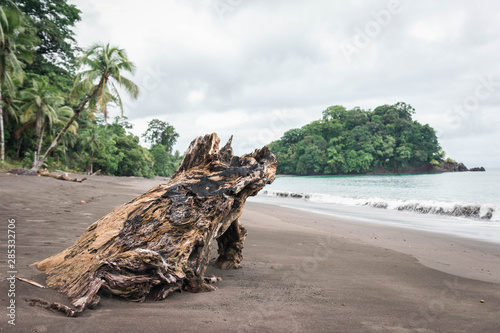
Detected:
left=150, top=144, right=170, bottom=176
left=114, top=135, right=153, bottom=178
left=142, top=119, right=179, bottom=153
left=0, top=5, right=36, bottom=85
left=12, top=0, right=81, bottom=92
left=0, top=158, right=22, bottom=171
left=76, top=117, right=152, bottom=178
left=80, top=122, right=106, bottom=173
left=0, top=3, right=181, bottom=178
left=19, top=78, right=73, bottom=134
left=149, top=144, right=182, bottom=177
left=18, top=77, right=74, bottom=166
left=1, top=3, right=37, bottom=161
left=430, top=159, right=440, bottom=169
left=33, top=41, right=140, bottom=170
left=68, top=117, right=181, bottom=178
left=270, top=102, right=444, bottom=175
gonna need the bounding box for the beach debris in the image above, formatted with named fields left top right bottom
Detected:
left=33, top=133, right=277, bottom=317
left=16, top=277, right=46, bottom=289
left=80, top=200, right=86, bottom=204
left=480, top=299, right=485, bottom=303
left=38, top=169, right=87, bottom=182
left=7, top=168, right=38, bottom=176
left=26, top=298, right=78, bottom=316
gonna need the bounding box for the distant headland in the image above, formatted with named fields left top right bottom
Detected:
left=269, top=102, right=485, bottom=176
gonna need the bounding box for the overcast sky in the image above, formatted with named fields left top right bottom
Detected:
left=70, top=0, right=500, bottom=167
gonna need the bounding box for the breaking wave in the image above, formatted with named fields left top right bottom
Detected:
left=260, top=190, right=499, bottom=221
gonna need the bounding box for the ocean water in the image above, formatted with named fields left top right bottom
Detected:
left=251, top=169, right=500, bottom=243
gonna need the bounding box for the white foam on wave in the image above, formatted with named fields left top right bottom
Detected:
left=261, top=190, right=499, bottom=222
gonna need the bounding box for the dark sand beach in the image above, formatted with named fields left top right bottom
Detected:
left=1, top=172, right=499, bottom=332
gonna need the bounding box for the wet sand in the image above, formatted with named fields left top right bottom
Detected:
left=0, top=172, right=499, bottom=332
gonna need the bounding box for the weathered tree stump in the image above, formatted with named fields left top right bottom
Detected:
left=35, top=133, right=276, bottom=316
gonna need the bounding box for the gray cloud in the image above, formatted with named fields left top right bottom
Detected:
left=70, top=0, right=500, bottom=167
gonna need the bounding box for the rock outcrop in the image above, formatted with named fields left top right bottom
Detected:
left=439, top=161, right=469, bottom=172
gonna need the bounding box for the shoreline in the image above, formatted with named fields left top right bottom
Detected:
left=1, top=172, right=499, bottom=332
left=262, top=170, right=500, bottom=226
left=251, top=193, right=500, bottom=244
left=245, top=201, right=500, bottom=284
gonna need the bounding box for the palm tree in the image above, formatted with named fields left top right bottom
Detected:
left=0, top=5, right=34, bottom=162
left=1, top=77, right=21, bottom=127
left=19, top=78, right=74, bottom=167
left=72, top=42, right=139, bottom=124
left=81, top=123, right=105, bottom=174
left=33, top=42, right=139, bottom=170
left=47, top=106, right=78, bottom=167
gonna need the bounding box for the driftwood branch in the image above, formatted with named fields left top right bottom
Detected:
left=35, top=133, right=276, bottom=316
left=16, top=277, right=46, bottom=289
left=38, top=169, right=87, bottom=182
left=26, top=299, right=78, bottom=317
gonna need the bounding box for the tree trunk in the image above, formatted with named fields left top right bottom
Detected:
left=90, top=151, right=93, bottom=174
left=89, top=144, right=94, bottom=175
left=35, top=133, right=277, bottom=316
left=33, top=123, right=45, bottom=169
left=104, top=103, right=107, bottom=125
left=16, top=137, right=22, bottom=160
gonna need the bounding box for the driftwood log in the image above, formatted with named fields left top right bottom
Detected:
left=38, top=169, right=87, bottom=182
left=35, top=133, right=277, bottom=316
left=7, top=168, right=87, bottom=181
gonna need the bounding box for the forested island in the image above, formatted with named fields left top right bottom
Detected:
left=0, top=1, right=181, bottom=178
left=269, top=102, right=465, bottom=175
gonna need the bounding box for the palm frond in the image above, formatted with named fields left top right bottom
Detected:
left=112, top=73, right=139, bottom=99
left=110, top=81, right=124, bottom=114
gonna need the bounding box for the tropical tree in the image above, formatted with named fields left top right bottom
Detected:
left=114, top=134, right=153, bottom=178
left=149, top=143, right=174, bottom=176
left=1, top=76, right=21, bottom=129
left=33, top=42, right=139, bottom=170
left=72, top=42, right=139, bottom=123
left=18, top=78, right=73, bottom=167
left=0, top=4, right=35, bottom=161
left=43, top=99, right=78, bottom=167
left=11, top=0, right=81, bottom=92
left=142, top=119, right=179, bottom=153
left=48, top=119, right=77, bottom=167
left=81, top=123, right=105, bottom=174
